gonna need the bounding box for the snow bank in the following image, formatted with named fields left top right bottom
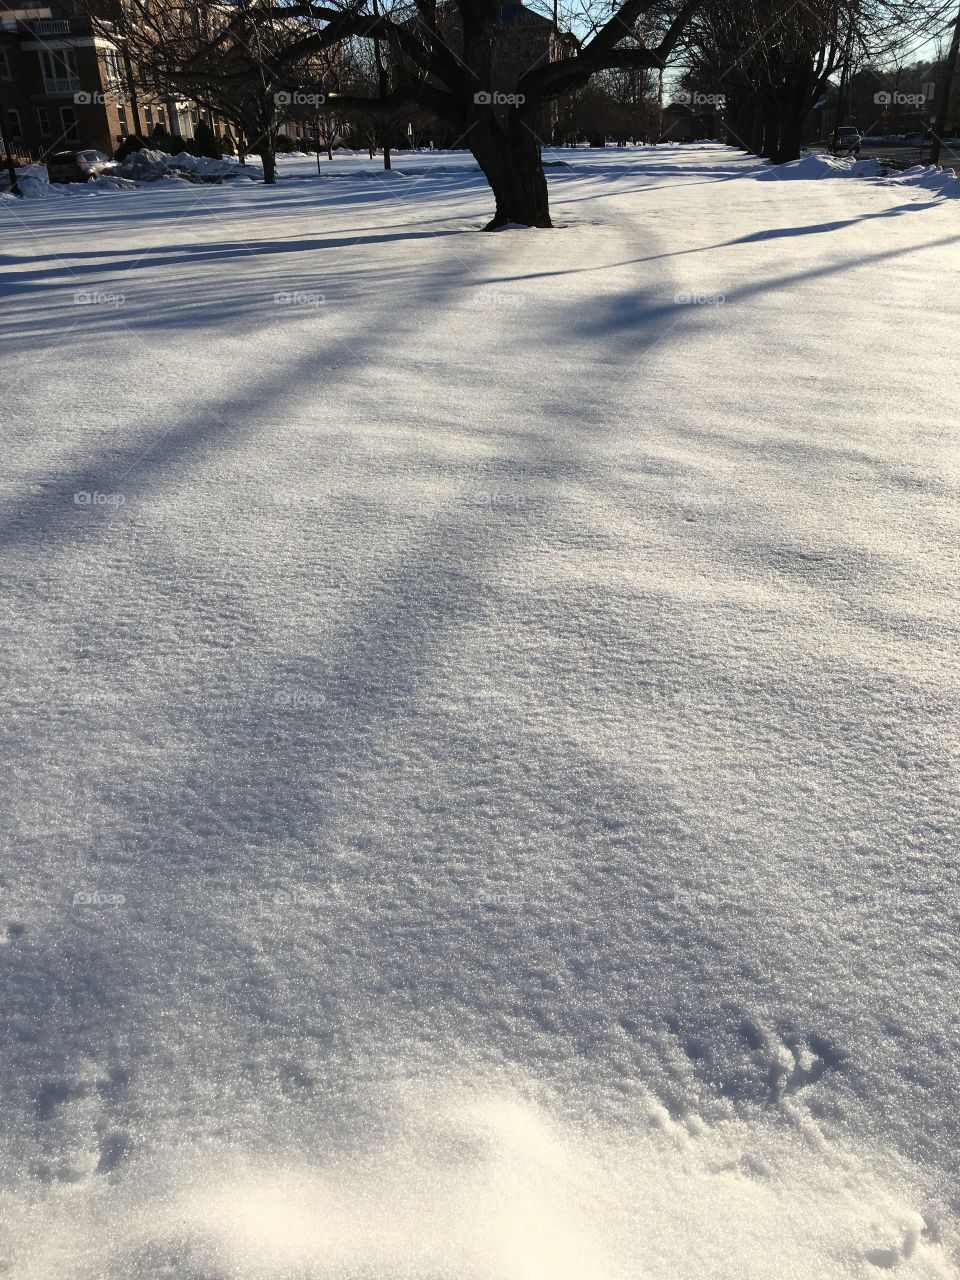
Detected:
left=3, top=164, right=58, bottom=199
left=758, top=153, right=881, bottom=181
left=890, top=163, right=960, bottom=198
left=156, top=150, right=249, bottom=179
left=0, top=168, right=121, bottom=200
left=1, top=150, right=255, bottom=200
left=90, top=174, right=138, bottom=192
left=116, top=148, right=254, bottom=184
left=758, top=150, right=960, bottom=200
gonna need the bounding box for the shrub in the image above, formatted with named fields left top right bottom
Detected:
left=115, top=134, right=146, bottom=161
left=193, top=120, right=223, bottom=159
left=148, top=125, right=179, bottom=155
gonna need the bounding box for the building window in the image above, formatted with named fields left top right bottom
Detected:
left=39, top=48, right=79, bottom=91
left=60, top=105, right=79, bottom=142
left=37, top=106, right=50, bottom=134
left=117, top=103, right=128, bottom=138
left=104, top=47, right=122, bottom=88
left=0, top=49, right=11, bottom=80
left=7, top=108, right=22, bottom=138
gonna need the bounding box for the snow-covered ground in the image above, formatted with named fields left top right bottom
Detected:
left=1, top=144, right=958, bottom=1279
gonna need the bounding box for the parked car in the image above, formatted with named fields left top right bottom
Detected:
left=827, top=127, right=862, bottom=156
left=46, top=149, right=118, bottom=183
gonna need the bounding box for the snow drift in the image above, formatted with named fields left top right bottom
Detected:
left=759, top=149, right=960, bottom=198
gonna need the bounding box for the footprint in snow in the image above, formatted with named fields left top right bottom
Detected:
left=864, top=1214, right=930, bottom=1269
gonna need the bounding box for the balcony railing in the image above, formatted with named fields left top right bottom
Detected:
left=29, top=19, right=71, bottom=34
left=42, top=76, right=82, bottom=95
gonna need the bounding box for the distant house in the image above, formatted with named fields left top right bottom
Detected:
left=661, top=101, right=724, bottom=142
left=0, top=1, right=233, bottom=160
left=403, top=0, right=575, bottom=147
left=492, top=0, right=576, bottom=85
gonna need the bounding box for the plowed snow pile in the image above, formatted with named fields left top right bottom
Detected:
left=0, top=145, right=958, bottom=1279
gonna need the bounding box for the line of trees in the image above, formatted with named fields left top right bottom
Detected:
left=554, top=68, right=662, bottom=145
left=832, top=52, right=960, bottom=134
left=676, top=0, right=954, bottom=162
left=685, top=0, right=852, bottom=162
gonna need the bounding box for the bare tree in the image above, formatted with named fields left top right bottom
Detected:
left=930, top=1, right=960, bottom=161
left=680, top=0, right=938, bottom=163
left=118, top=0, right=699, bottom=226
left=90, top=0, right=336, bottom=183
left=680, top=1, right=854, bottom=162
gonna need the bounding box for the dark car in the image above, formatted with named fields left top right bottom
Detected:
left=827, top=127, right=862, bottom=157
left=46, top=149, right=117, bottom=183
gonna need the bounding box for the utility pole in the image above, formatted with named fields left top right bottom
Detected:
left=930, top=2, right=960, bottom=166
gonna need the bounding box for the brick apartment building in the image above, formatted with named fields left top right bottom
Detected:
left=1, top=0, right=576, bottom=162
left=0, top=1, right=221, bottom=160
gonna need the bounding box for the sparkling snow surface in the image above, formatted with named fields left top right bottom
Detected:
left=1, top=146, right=958, bottom=1278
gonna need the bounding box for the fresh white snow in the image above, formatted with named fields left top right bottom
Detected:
left=1, top=144, right=958, bottom=1279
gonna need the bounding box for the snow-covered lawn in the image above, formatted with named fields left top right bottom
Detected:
left=1, top=145, right=958, bottom=1279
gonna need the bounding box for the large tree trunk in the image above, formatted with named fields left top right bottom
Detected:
left=725, top=100, right=759, bottom=155
left=259, top=145, right=277, bottom=185
left=470, top=113, right=551, bottom=229
left=773, top=73, right=816, bottom=165
left=772, top=111, right=804, bottom=164
left=372, top=21, right=391, bottom=173
left=760, top=104, right=781, bottom=159
left=746, top=101, right=766, bottom=156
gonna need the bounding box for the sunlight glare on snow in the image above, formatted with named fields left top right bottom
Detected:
left=7, top=1083, right=955, bottom=1280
